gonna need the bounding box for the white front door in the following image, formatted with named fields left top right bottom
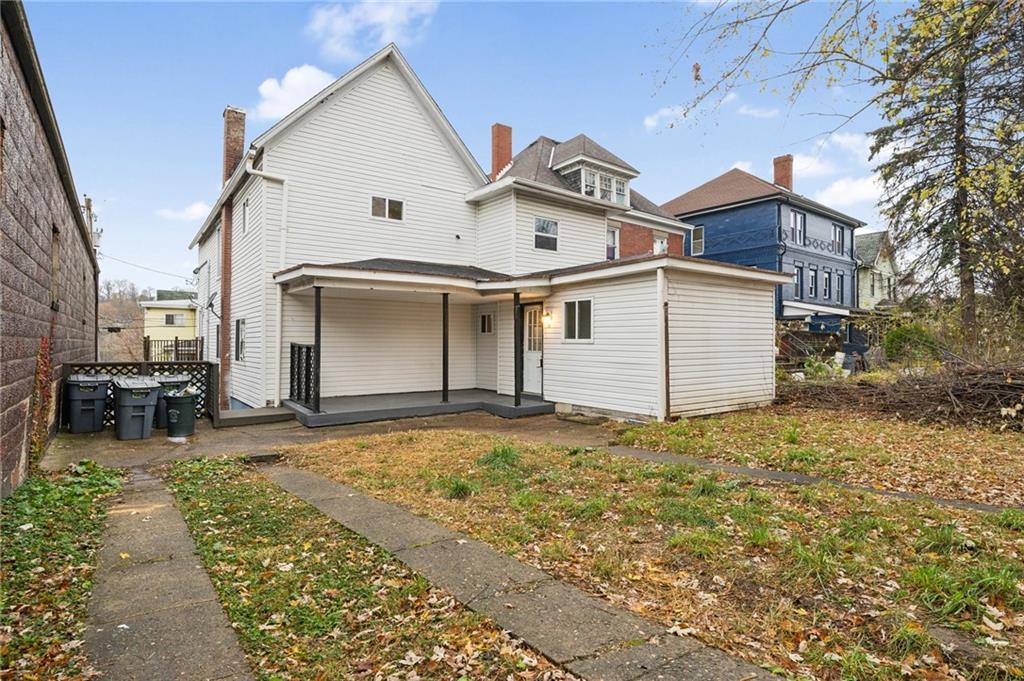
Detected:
left=523, top=306, right=543, bottom=395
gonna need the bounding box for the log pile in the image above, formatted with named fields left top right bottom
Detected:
left=777, top=365, right=1024, bottom=430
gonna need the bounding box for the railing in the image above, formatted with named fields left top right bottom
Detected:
left=289, top=343, right=317, bottom=411
left=144, top=336, right=204, bottom=362
left=62, top=360, right=217, bottom=426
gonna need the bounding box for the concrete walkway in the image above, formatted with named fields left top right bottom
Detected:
left=263, top=465, right=773, bottom=681
left=84, top=469, right=253, bottom=681
left=607, top=445, right=1015, bottom=514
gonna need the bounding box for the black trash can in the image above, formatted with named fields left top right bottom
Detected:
left=154, top=374, right=191, bottom=429
left=164, top=393, right=196, bottom=438
left=66, top=373, right=111, bottom=433
left=112, top=377, right=161, bottom=440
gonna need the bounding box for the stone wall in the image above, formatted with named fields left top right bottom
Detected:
left=1, top=19, right=98, bottom=496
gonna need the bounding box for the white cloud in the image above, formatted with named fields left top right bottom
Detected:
left=253, top=65, right=336, bottom=121
left=156, top=201, right=211, bottom=221
left=825, top=131, right=873, bottom=165
left=307, top=1, right=439, bottom=62
left=730, top=160, right=753, bottom=173
left=813, top=175, right=881, bottom=208
left=643, top=105, right=684, bottom=131
left=737, top=104, right=779, bottom=119
left=792, top=153, right=838, bottom=178
left=721, top=91, right=738, bottom=105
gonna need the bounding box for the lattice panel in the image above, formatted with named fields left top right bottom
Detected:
left=66, top=361, right=213, bottom=426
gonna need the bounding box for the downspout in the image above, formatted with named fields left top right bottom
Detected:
left=656, top=267, right=670, bottom=421
left=244, top=156, right=288, bottom=406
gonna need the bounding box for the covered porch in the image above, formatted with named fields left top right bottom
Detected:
left=274, top=259, right=552, bottom=428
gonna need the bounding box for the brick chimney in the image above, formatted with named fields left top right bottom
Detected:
left=773, top=154, right=793, bottom=191
left=222, top=106, right=246, bottom=185
left=491, top=123, right=512, bottom=181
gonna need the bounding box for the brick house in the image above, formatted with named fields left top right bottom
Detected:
left=1, top=1, right=99, bottom=496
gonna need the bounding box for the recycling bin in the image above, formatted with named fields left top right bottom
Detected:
left=154, top=374, right=191, bottom=429
left=66, top=373, right=111, bottom=434
left=112, top=377, right=161, bottom=440
left=164, top=393, right=196, bottom=438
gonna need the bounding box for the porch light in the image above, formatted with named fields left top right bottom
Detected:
left=542, top=311, right=552, bottom=328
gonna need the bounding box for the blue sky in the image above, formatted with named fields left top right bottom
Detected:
left=27, top=1, right=893, bottom=290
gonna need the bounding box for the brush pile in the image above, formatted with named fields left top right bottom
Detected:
left=777, top=364, right=1024, bottom=430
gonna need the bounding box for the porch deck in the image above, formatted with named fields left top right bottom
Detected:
left=283, top=389, right=554, bottom=428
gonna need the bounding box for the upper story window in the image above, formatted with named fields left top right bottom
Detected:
left=371, top=196, right=404, bottom=221
left=823, top=271, right=832, bottom=300
left=808, top=268, right=818, bottom=297
left=534, top=217, right=558, bottom=251
left=653, top=232, right=668, bottom=255
left=581, top=168, right=628, bottom=206
left=614, top=179, right=627, bottom=205
left=165, top=313, right=185, bottom=326
left=837, top=272, right=845, bottom=302
left=794, top=265, right=804, bottom=298
left=584, top=170, right=597, bottom=197
left=832, top=224, right=845, bottom=254
left=870, top=273, right=876, bottom=296
left=691, top=226, right=705, bottom=256
left=599, top=175, right=613, bottom=201
left=790, top=210, right=806, bottom=245
left=606, top=227, right=619, bottom=260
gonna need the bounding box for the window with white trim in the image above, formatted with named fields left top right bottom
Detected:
left=823, top=271, right=832, bottom=300
left=581, top=168, right=628, bottom=206
left=614, top=179, right=627, bottom=205
left=534, top=217, right=558, bottom=251
left=371, top=196, right=403, bottom=221
left=235, top=319, right=246, bottom=361
left=808, top=268, right=818, bottom=297
left=794, top=265, right=804, bottom=298
left=790, top=210, right=806, bottom=245
left=584, top=169, right=597, bottom=197
left=832, top=224, right=844, bottom=254
left=837, top=272, right=845, bottom=302
left=479, top=313, right=494, bottom=334
left=599, top=174, right=612, bottom=201
left=165, top=313, right=185, bottom=326
left=563, top=299, right=592, bottom=341
left=653, top=232, right=668, bottom=255
left=606, top=227, right=619, bottom=260
left=691, top=226, right=705, bottom=256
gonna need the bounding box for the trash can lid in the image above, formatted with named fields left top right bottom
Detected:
left=113, top=377, right=161, bottom=389
left=68, top=373, right=112, bottom=383
left=155, top=374, right=191, bottom=384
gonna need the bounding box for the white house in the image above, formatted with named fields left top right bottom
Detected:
left=192, top=44, right=791, bottom=425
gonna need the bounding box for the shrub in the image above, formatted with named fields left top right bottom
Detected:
left=883, top=323, right=940, bottom=362
left=804, top=356, right=840, bottom=380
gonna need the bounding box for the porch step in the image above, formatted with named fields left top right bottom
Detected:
left=215, top=406, right=296, bottom=428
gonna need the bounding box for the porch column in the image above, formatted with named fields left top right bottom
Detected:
left=513, top=291, right=522, bottom=407
left=313, top=285, right=322, bottom=413
left=441, top=293, right=449, bottom=403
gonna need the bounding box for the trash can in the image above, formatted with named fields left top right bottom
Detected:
left=154, top=374, right=191, bottom=429
left=112, top=377, right=161, bottom=440
left=66, top=373, right=111, bottom=433
left=164, top=392, right=197, bottom=438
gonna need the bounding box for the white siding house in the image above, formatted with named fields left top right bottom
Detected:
left=191, top=43, right=790, bottom=425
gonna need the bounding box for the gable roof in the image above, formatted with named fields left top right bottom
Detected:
left=191, top=44, right=488, bottom=248
left=661, top=167, right=866, bottom=227
left=501, top=136, right=675, bottom=221
left=855, top=230, right=889, bottom=266
left=549, top=134, right=639, bottom=175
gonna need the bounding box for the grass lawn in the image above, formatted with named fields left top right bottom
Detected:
left=0, top=461, right=121, bottom=679
left=618, top=406, right=1024, bottom=508
left=165, top=457, right=570, bottom=680
left=284, top=430, right=1024, bottom=681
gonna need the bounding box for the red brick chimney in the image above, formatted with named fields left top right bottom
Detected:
left=222, top=106, right=246, bottom=185
left=491, top=123, right=512, bottom=181
left=773, top=154, right=793, bottom=191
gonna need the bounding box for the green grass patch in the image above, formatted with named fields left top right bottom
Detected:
left=657, top=498, right=717, bottom=527
left=477, top=443, right=521, bottom=470
left=0, top=461, right=121, bottom=677
left=666, top=528, right=726, bottom=559
left=993, top=508, right=1024, bottom=532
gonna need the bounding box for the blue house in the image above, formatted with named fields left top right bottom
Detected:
left=662, top=155, right=865, bottom=332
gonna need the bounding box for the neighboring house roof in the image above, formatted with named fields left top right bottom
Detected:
left=190, top=43, right=489, bottom=248
left=549, top=134, right=639, bottom=175
left=661, top=167, right=866, bottom=227
left=501, top=136, right=675, bottom=221
left=155, top=289, right=197, bottom=301
left=855, top=230, right=889, bottom=266
left=3, top=1, right=98, bottom=272
left=140, top=299, right=197, bottom=309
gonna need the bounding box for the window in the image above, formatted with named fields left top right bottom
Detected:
left=606, top=227, right=619, bottom=260
left=823, top=271, right=832, bottom=300
left=241, top=199, right=248, bottom=234
left=165, top=313, right=185, bottom=326
left=581, top=169, right=628, bottom=206
left=214, top=324, right=220, bottom=361
left=790, top=210, right=806, bottom=245
left=691, top=226, right=705, bottom=256
left=808, top=268, right=818, bottom=297
left=832, top=224, right=844, bottom=254
left=794, top=265, right=804, bottom=298
left=534, top=217, right=558, bottom=251
left=599, top=175, right=613, bottom=201
left=234, top=319, right=246, bottom=360
left=614, top=179, right=627, bottom=206
left=479, top=313, right=494, bottom=334
left=584, top=169, right=597, bottom=197
left=837, top=273, right=844, bottom=303
left=50, top=225, right=60, bottom=310
left=870, top=273, right=876, bottom=296
left=653, top=232, right=668, bottom=255
left=526, top=308, right=543, bottom=352
left=887, top=276, right=894, bottom=299
left=371, top=196, right=403, bottom=221
left=563, top=299, right=592, bottom=341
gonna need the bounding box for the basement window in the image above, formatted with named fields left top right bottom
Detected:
left=563, top=299, right=592, bottom=341
left=371, top=196, right=404, bottom=221
left=534, top=217, right=558, bottom=251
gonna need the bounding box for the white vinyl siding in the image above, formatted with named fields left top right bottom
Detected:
left=474, top=303, right=497, bottom=390
left=280, top=295, right=476, bottom=398
left=542, top=273, right=660, bottom=417
left=475, top=192, right=514, bottom=273
left=196, top=226, right=220, bottom=362
left=228, top=175, right=265, bottom=408
left=513, top=194, right=605, bottom=274
left=666, top=271, right=775, bottom=417
left=264, top=63, right=480, bottom=269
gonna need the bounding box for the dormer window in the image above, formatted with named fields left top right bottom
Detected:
left=584, top=170, right=597, bottom=198
left=599, top=175, right=612, bottom=201
left=614, top=179, right=627, bottom=205
left=579, top=167, right=629, bottom=206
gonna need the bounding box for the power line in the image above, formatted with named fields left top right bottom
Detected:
left=98, top=251, right=193, bottom=283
